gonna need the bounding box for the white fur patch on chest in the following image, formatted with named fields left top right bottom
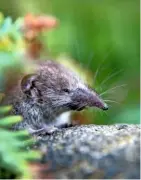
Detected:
left=54, top=112, right=71, bottom=126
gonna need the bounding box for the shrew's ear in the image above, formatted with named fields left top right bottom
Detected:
left=21, top=74, right=38, bottom=94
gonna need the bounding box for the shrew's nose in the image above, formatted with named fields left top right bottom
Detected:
left=102, top=103, right=109, bottom=110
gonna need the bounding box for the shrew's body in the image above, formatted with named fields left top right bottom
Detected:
left=2, top=60, right=108, bottom=135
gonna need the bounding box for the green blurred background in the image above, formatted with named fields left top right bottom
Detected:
left=0, top=0, right=140, bottom=124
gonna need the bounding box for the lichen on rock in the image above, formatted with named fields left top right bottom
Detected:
left=34, top=124, right=140, bottom=179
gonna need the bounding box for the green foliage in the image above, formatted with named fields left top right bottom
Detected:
left=0, top=33, right=39, bottom=178
left=0, top=12, right=24, bottom=54
left=0, top=42, right=39, bottom=178
left=0, top=106, right=40, bottom=179
left=0, top=16, right=40, bottom=177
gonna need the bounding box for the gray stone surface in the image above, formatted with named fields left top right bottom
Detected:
left=36, top=124, right=140, bottom=179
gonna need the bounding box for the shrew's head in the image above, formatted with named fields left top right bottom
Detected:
left=21, top=61, right=108, bottom=114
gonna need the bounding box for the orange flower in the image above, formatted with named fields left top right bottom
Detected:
left=23, top=13, right=59, bottom=58
left=24, top=13, right=58, bottom=32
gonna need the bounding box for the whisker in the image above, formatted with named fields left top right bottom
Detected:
left=100, top=84, right=127, bottom=97
left=86, top=52, right=95, bottom=69
left=92, top=109, right=96, bottom=120
left=96, top=108, right=103, bottom=117
left=104, top=111, right=108, bottom=116
left=74, top=39, right=82, bottom=66
left=104, top=99, right=120, bottom=104
left=93, top=47, right=114, bottom=85
left=99, top=110, right=103, bottom=117
left=100, top=69, right=124, bottom=87
left=96, top=68, right=116, bottom=92
left=73, top=39, right=84, bottom=77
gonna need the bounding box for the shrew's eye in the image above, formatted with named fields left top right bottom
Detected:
left=62, top=88, right=70, bottom=93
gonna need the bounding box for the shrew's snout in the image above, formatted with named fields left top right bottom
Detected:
left=71, top=88, right=109, bottom=111
left=102, top=103, right=109, bottom=110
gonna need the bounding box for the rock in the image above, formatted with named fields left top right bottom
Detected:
left=35, top=124, right=140, bottom=179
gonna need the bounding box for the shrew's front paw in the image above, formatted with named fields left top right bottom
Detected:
left=28, top=126, right=59, bottom=136
left=56, top=120, right=79, bottom=129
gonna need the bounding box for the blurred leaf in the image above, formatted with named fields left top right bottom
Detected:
left=0, top=12, right=4, bottom=25
left=0, top=53, right=16, bottom=69
left=0, top=17, right=12, bottom=37
left=21, top=151, right=40, bottom=161
left=0, top=106, right=12, bottom=114
left=0, top=116, right=22, bottom=127
left=0, top=106, right=41, bottom=178
left=11, top=130, right=30, bottom=139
